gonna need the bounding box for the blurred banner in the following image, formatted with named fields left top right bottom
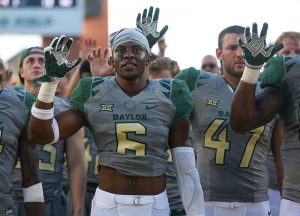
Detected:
left=0, top=0, right=84, bottom=36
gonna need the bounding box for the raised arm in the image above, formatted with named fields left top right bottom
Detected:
left=230, top=23, right=284, bottom=132
left=28, top=35, right=84, bottom=144
left=231, top=84, right=284, bottom=132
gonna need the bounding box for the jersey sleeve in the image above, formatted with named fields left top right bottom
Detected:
left=24, top=91, right=36, bottom=109
left=260, top=55, right=285, bottom=88
left=70, top=77, right=93, bottom=113
left=21, top=91, right=36, bottom=129
left=175, top=67, right=199, bottom=92
left=170, top=79, right=193, bottom=122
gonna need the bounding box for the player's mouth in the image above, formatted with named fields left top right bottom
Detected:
left=32, top=70, right=44, bottom=76
left=234, top=61, right=245, bottom=66
left=122, top=62, right=137, bottom=70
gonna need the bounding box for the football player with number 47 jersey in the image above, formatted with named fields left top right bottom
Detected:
left=176, top=24, right=282, bottom=216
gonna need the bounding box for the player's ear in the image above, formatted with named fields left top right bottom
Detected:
left=110, top=56, right=115, bottom=67
left=146, top=56, right=151, bottom=65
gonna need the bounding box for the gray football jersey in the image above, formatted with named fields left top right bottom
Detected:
left=70, top=76, right=192, bottom=177
left=177, top=68, right=277, bottom=202
left=84, top=126, right=99, bottom=184
left=261, top=56, right=300, bottom=203
left=13, top=97, right=68, bottom=202
left=267, top=151, right=279, bottom=191
left=0, top=87, right=35, bottom=211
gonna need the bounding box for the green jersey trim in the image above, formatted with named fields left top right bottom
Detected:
left=24, top=92, right=36, bottom=128
left=175, top=67, right=199, bottom=92
left=70, top=77, right=94, bottom=113
left=169, top=79, right=193, bottom=122
left=260, top=55, right=285, bottom=88
left=25, top=92, right=36, bottom=112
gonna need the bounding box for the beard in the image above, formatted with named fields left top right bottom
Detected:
left=224, top=64, right=244, bottom=79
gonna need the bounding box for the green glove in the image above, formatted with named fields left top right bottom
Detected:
left=136, top=6, right=168, bottom=48
left=33, top=35, right=81, bottom=84
left=238, top=23, right=283, bottom=69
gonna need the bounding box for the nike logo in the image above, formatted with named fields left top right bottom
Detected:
left=268, top=210, right=272, bottom=215
left=145, top=104, right=159, bottom=110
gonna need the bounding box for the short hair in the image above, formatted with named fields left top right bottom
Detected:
left=148, top=57, right=180, bottom=78
left=170, top=60, right=180, bottom=77
left=19, top=46, right=44, bottom=84
left=218, top=25, right=245, bottom=49
left=148, top=57, right=172, bottom=76
left=275, top=31, right=300, bottom=44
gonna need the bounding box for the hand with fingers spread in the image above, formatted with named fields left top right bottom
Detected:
left=87, top=47, right=114, bottom=77
left=78, top=38, right=97, bottom=59
left=239, top=23, right=283, bottom=69
left=136, top=6, right=168, bottom=48
left=239, top=23, right=283, bottom=84
left=0, top=68, right=12, bottom=85
left=33, top=35, right=82, bottom=84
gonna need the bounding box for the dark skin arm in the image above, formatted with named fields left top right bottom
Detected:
left=271, top=120, right=284, bottom=194
left=28, top=100, right=87, bottom=144
left=230, top=82, right=285, bottom=133
left=169, top=119, right=192, bottom=149
left=20, top=132, right=45, bottom=216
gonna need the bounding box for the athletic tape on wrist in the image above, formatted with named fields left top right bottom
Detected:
left=23, top=182, right=44, bottom=202
left=31, top=103, right=54, bottom=120
left=241, top=66, right=260, bottom=84
left=37, top=81, right=59, bottom=103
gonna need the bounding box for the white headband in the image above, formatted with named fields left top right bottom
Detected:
left=109, top=28, right=151, bottom=55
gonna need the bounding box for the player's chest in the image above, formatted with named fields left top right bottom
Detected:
left=85, top=93, right=175, bottom=125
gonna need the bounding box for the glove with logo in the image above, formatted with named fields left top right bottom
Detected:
left=239, top=23, right=283, bottom=84
left=136, top=6, right=168, bottom=48
left=33, top=35, right=81, bottom=84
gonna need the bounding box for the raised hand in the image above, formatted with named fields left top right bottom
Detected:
left=0, top=68, right=13, bottom=87
left=78, top=38, right=97, bottom=59
left=33, top=35, right=82, bottom=84
left=87, top=47, right=114, bottom=77
left=238, top=23, right=283, bottom=69
left=136, top=6, right=168, bottom=48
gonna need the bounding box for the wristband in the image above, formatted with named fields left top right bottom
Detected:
left=241, top=66, right=260, bottom=84
left=49, top=118, right=60, bottom=144
left=37, top=81, right=59, bottom=103
left=23, top=182, right=44, bottom=202
left=31, top=103, right=54, bottom=120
